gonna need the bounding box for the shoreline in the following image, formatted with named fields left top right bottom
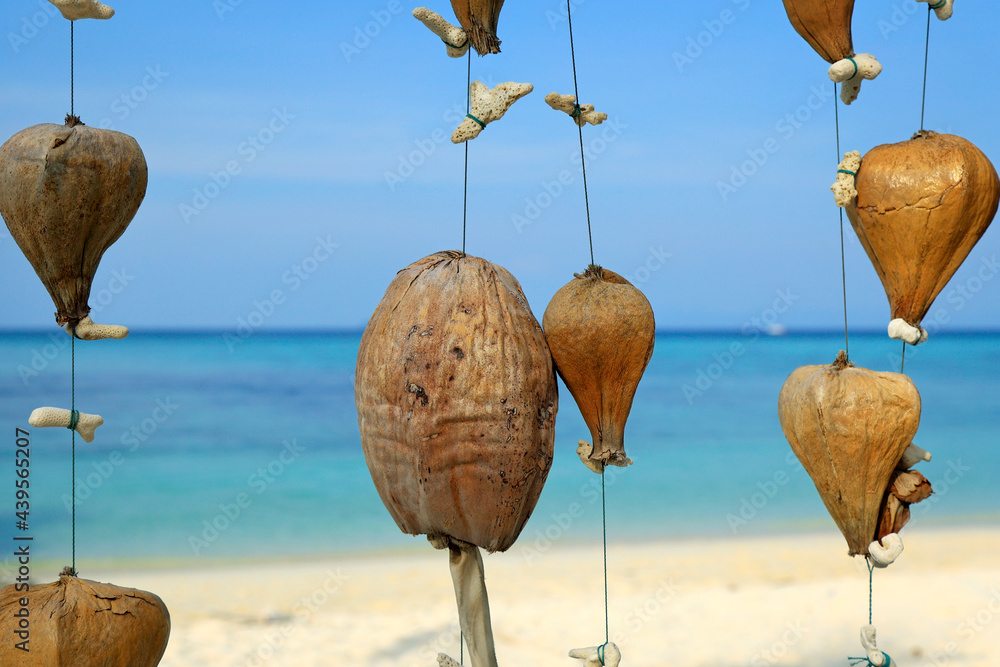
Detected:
left=41, top=526, right=999, bottom=666
left=12, top=520, right=1000, bottom=582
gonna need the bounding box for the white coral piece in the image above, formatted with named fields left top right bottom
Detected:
left=452, top=81, right=534, bottom=144
left=569, top=643, right=622, bottom=667
left=829, top=53, right=881, bottom=105
left=28, top=407, right=103, bottom=443
left=888, top=318, right=928, bottom=346
left=868, top=533, right=904, bottom=568
left=832, top=150, right=861, bottom=207
left=65, top=315, right=129, bottom=340
left=918, top=0, right=954, bottom=20
left=412, top=7, right=469, bottom=58
left=544, top=92, right=607, bottom=127
left=860, top=625, right=896, bottom=666
left=49, top=0, right=115, bottom=20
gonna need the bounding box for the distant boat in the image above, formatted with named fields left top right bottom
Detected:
left=767, top=324, right=788, bottom=336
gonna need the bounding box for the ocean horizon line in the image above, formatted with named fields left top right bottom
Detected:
left=2, top=327, right=999, bottom=337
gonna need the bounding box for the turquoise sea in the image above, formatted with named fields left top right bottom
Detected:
left=1, top=330, right=998, bottom=577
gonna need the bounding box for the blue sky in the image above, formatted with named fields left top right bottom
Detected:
left=1, top=0, right=999, bottom=332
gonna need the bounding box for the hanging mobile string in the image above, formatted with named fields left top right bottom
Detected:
left=834, top=83, right=850, bottom=358
left=70, top=329, right=77, bottom=575
left=70, top=22, right=75, bottom=117
left=566, top=0, right=595, bottom=266
left=920, top=5, right=933, bottom=131
left=564, top=1, right=609, bottom=654
left=461, top=50, right=470, bottom=257
left=601, top=470, right=609, bottom=646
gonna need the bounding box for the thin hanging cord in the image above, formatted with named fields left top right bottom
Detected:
left=867, top=558, right=874, bottom=624
left=601, top=470, right=609, bottom=645
left=460, top=633, right=463, bottom=665
left=70, top=22, right=75, bottom=117
left=834, top=83, right=850, bottom=358
left=920, top=7, right=932, bottom=130
left=461, top=51, right=470, bottom=256
left=566, top=0, right=595, bottom=266
left=900, top=341, right=907, bottom=374
left=71, top=332, right=76, bottom=575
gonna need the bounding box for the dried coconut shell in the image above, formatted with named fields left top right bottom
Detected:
left=0, top=570, right=170, bottom=666
left=543, top=265, right=654, bottom=467
left=0, top=116, right=147, bottom=327
left=782, top=0, right=855, bottom=63
left=450, top=0, right=504, bottom=55
left=778, top=351, right=920, bottom=556
left=356, top=251, right=558, bottom=553
left=846, top=131, right=999, bottom=330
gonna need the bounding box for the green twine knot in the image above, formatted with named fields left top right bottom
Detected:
left=68, top=410, right=80, bottom=431
left=466, top=113, right=485, bottom=129
left=443, top=37, right=468, bottom=50
left=597, top=643, right=606, bottom=665
left=848, top=652, right=891, bottom=666
left=571, top=103, right=582, bottom=119
left=846, top=57, right=858, bottom=80
left=838, top=168, right=857, bottom=177
left=929, top=0, right=945, bottom=9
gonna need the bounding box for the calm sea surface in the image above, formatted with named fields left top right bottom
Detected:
left=1, top=330, right=997, bottom=572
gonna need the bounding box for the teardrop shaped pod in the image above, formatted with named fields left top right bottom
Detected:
left=0, top=116, right=147, bottom=328
left=778, top=352, right=920, bottom=556
left=543, top=265, right=654, bottom=467
left=845, top=131, right=999, bottom=336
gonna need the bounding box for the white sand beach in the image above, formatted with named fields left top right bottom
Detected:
left=86, top=526, right=1000, bottom=666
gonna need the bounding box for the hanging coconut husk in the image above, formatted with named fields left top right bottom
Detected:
left=0, top=568, right=170, bottom=666
left=778, top=352, right=920, bottom=556
left=0, top=115, right=147, bottom=329
left=357, top=250, right=556, bottom=667
left=450, top=0, right=505, bottom=55
left=543, top=265, right=654, bottom=468
left=846, top=131, right=999, bottom=339
left=781, top=0, right=855, bottom=63
left=356, top=250, right=557, bottom=553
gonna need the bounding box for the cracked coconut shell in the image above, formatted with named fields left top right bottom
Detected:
left=778, top=352, right=920, bottom=556
left=543, top=265, right=654, bottom=467
left=0, top=116, right=147, bottom=327
left=846, top=131, right=999, bottom=330
left=782, top=0, right=855, bottom=63
left=356, top=251, right=558, bottom=553
left=0, top=570, right=170, bottom=666
left=450, top=0, right=504, bottom=55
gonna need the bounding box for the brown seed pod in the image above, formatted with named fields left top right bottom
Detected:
left=778, top=351, right=920, bottom=556
left=846, top=131, right=999, bottom=330
left=542, top=265, right=654, bottom=467
left=0, top=115, right=148, bottom=327
left=450, top=0, right=505, bottom=55
left=356, top=251, right=558, bottom=553
left=0, top=569, right=170, bottom=666
left=781, top=0, right=855, bottom=63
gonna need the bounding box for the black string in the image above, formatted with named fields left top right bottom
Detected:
left=834, top=83, right=850, bottom=358
left=566, top=1, right=595, bottom=266
left=461, top=51, right=470, bottom=257
left=920, top=7, right=932, bottom=130
left=867, top=558, right=874, bottom=624
left=70, top=22, right=74, bottom=117
left=900, top=341, right=907, bottom=374
left=71, top=332, right=76, bottom=575
left=601, top=470, right=609, bottom=644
